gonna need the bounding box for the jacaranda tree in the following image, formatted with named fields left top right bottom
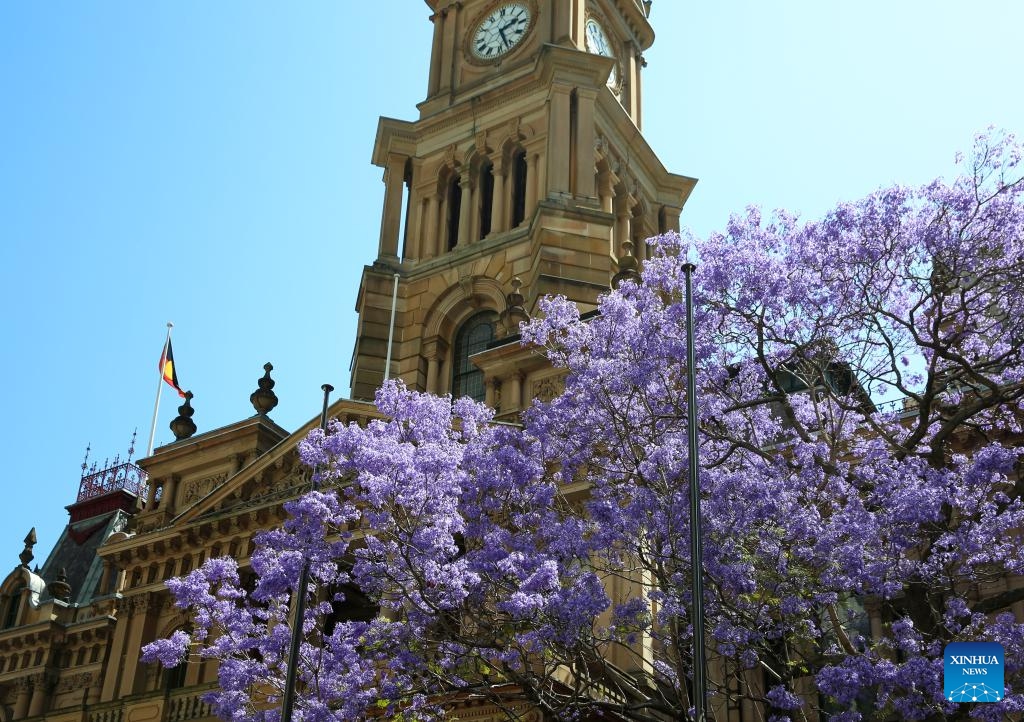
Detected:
left=144, top=130, right=1024, bottom=721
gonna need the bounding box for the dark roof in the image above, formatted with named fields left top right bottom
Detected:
left=37, top=510, right=129, bottom=606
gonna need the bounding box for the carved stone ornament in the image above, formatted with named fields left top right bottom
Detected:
left=532, top=373, right=568, bottom=403
left=56, top=672, right=93, bottom=693
left=444, top=143, right=459, bottom=168
left=183, top=473, right=228, bottom=505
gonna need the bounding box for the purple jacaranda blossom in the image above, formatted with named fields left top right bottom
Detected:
left=145, top=131, right=1024, bottom=721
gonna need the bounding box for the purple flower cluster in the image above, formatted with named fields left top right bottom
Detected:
left=145, top=131, right=1024, bottom=721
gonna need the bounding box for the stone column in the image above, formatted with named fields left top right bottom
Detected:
left=27, top=675, right=47, bottom=717
left=99, top=560, right=112, bottom=595
left=483, top=377, right=495, bottom=408
left=427, top=10, right=444, bottom=96
left=457, top=171, right=473, bottom=248
left=407, top=197, right=424, bottom=260
left=438, top=5, right=457, bottom=94
left=546, top=86, right=573, bottom=196
left=84, top=675, right=102, bottom=706
left=525, top=151, right=540, bottom=220
left=405, top=162, right=424, bottom=259
left=615, top=195, right=633, bottom=251
left=598, top=176, right=612, bottom=214
left=163, top=474, right=180, bottom=514
left=378, top=154, right=407, bottom=260
left=468, top=181, right=480, bottom=243
left=426, top=357, right=440, bottom=395
left=118, top=596, right=151, bottom=698
left=573, top=88, right=598, bottom=201
left=628, top=43, right=643, bottom=129
left=506, top=372, right=524, bottom=414
left=422, top=338, right=448, bottom=395
left=146, top=478, right=159, bottom=509
left=13, top=678, right=30, bottom=719
left=423, top=193, right=439, bottom=259
left=184, top=656, right=201, bottom=687
left=571, top=0, right=585, bottom=47
left=535, top=147, right=547, bottom=209
left=490, top=161, right=507, bottom=234
left=551, top=0, right=572, bottom=43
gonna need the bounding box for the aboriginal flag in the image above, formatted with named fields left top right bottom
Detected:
left=160, top=339, right=185, bottom=397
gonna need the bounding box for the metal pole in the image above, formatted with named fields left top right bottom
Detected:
left=281, top=383, right=334, bottom=722
left=146, top=322, right=173, bottom=457
left=383, top=272, right=400, bottom=381
left=683, top=262, right=707, bottom=721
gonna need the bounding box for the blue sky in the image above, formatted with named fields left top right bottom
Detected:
left=1, top=1, right=1021, bottom=566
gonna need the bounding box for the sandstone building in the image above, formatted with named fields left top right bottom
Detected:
left=0, top=2, right=695, bottom=720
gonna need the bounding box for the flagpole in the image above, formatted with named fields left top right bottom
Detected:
left=146, top=322, right=173, bottom=457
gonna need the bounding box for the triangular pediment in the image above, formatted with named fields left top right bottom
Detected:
left=173, top=398, right=380, bottom=527
left=100, top=399, right=381, bottom=571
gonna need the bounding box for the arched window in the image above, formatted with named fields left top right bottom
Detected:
left=2, top=588, right=23, bottom=629
left=510, top=149, right=528, bottom=227
left=478, top=161, right=494, bottom=239
left=446, top=174, right=462, bottom=251
left=451, top=312, right=498, bottom=401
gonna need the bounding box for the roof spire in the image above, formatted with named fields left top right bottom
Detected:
left=19, top=528, right=36, bottom=568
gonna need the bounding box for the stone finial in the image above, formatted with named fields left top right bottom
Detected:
left=508, top=277, right=525, bottom=311
left=250, top=363, right=279, bottom=416
left=498, top=277, right=530, bottom=338
left=612, top=241, right=642, bottom=288
left=47, top=568, right=72, bottom=602
left=19, top=528, right=36, bottom=568
left=169, top=391, right=197, bottom=441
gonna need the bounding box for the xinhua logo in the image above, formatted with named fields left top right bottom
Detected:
left=944, top=642, right=1004, bottom=703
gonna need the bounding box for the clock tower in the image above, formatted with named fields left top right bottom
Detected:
left=351, top=0, right=695, bottom=410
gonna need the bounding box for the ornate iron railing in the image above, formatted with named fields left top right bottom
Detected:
left=77, top=461, right=149, bottom=502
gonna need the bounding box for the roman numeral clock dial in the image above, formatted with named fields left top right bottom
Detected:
left=584, top=17, right=619, bottom=92
left=471, top=3, right=532, bottom=60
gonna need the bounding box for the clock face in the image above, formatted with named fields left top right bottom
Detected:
left=471, top=3, right=532, bottom=60
left=584, top=18, right=619, bottom=89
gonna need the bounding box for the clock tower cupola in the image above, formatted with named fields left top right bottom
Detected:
left=350, top=0, right=695, bottom=407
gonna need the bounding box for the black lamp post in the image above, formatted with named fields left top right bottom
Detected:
left=683, top=261, right=708, bottom=721
left=281, top=383, right=334, bottom=722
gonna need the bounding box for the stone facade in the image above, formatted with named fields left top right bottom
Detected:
left=0, top=2, right=696, bottom=721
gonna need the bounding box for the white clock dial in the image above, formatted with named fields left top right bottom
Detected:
left=472, top=3, right=532, bottom=60
left=584, top=18, right=619, bottom=89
